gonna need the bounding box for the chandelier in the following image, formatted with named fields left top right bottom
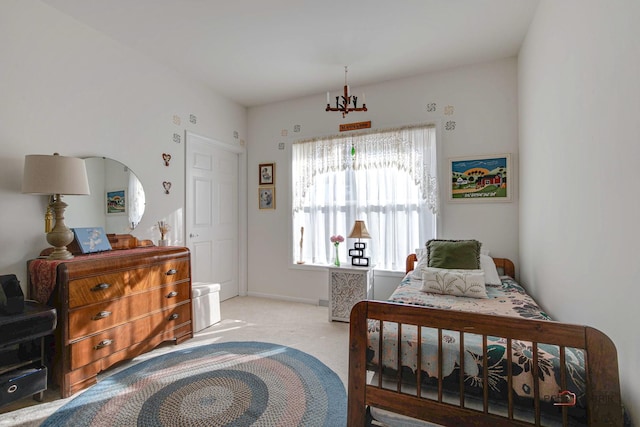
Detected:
left=325, top=66, right=367, bottom=118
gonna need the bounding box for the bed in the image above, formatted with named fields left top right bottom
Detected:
left=347, top=250, right=625, bottom=426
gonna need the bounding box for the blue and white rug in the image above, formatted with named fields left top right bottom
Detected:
left=43, top=341, right=346, bottom=426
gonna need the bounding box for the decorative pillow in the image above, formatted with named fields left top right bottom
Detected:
left=480, top=254, right=502, bottom=285
left=421, top=267, right=488, bottom=298
left=426, top=239, right=481, bottom=270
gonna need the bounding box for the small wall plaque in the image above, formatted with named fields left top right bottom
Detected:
left=339, top=121, right=371, bottom=132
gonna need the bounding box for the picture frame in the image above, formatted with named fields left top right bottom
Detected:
left=449, top=154, right=511, bottom=202
left=106, top=189, right=127, bottom=214
left=72, top=227, right=113, bottom=254
left=259, top=163, right=275, bottom=185
left=258, top=186, right=276, bottom=210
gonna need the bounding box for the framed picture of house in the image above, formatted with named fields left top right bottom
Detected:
left=259, top=163, right=275, bottom=185
left=106, top=189, right=127, bottom=214
left=449, top=154, right=511, bottom=202
left=258, top=186, right=276, bottom=210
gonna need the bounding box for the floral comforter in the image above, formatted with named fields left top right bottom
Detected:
left=367, top=274, right=589, bottom=424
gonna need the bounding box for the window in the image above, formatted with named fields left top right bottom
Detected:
left=291, top=124, right=438, bottom=271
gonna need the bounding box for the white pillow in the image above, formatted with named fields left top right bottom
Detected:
left=411, top=248, right=428, bottom=279
left=480, top=254, right=502, bottom=285
left=421, top=267, right=488, bottom=298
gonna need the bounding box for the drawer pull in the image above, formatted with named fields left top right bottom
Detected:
left=92, top=311, right=112, bottom=320
left=94, top=339, right=113, bottom=350
left=168, top=313, right=180, bottom=321
left=91, top=283, right=111, bottom=292
left=165, top=268, right=178, bottom=276
left=166, top=291, right=178, bottom=298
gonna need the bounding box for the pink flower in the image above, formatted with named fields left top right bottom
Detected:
left=330, top=235, right=344, bottom=244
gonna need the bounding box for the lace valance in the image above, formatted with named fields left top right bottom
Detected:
left=292, top=124, right=438, bottom=213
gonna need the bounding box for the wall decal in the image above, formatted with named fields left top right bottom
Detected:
left=281, top=129, right=288, bottom=136
left=239, top=139, right=246, bottom=147
left=172, top=115, right=181, bottom=125
left=293, top=125, right=301, bottom=133
left=162, top=153, right=172, bottom=166
left=189, top=114, right=197, bottom=124
left=426, top=103, right=437, bottom=112
left=163, top=181, right=172, bottom=194
left=445, top=121, right=456, bottom=131
left=278, top=142, right=285, bottom=150
left=444, top=105, right=455, bottom=115
left=233, top=130, right=239, bottom=139
left=173, top=133, right=181, bottom=143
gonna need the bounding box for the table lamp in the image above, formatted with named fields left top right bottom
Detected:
left=22, top=153, right=90, bottom=259
left=348, top=220, right=371, bottom=266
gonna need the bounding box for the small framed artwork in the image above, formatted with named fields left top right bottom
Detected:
left=449, top=154, right=511, bottom=202
left=106, top=189, right=126, bottom=214
left=259, top=163, right=275, bottom=185
left=72, top=227, right=113, bottom=254
left=258, top=186, right=276, bottom=210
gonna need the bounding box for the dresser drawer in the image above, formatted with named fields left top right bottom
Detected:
left=68, top=281, right=190, bottom=340
left=69, top=302, right=191, bottom=370
left=147, top=259, right=190, bottom=286
left=68, top=258, right=190, bottom=308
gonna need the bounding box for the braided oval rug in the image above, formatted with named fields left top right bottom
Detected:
left=42, top=341, right=346, bottom=427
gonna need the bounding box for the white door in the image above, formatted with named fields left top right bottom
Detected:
left=186, top=133, right=239, bottom=301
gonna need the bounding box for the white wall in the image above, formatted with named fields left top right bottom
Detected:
left=0, top=1, right=247, bottom=291
left=247, top=58, right=519, bottom=304
left=519, top=0, right=640, bottom=422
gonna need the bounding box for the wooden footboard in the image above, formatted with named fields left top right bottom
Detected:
left=348, top=300, right=624, bottom=426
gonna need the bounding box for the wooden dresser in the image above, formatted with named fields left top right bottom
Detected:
left=27, top=246, right=192, bottom=398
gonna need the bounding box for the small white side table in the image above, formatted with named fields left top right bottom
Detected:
left=328, top=265, right=374, bottom=322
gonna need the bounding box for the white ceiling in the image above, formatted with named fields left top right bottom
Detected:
left=42, top=0, right=539, bottom=108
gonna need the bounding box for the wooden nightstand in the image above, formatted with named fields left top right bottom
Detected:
left=328, top=265, right=374, bottom=322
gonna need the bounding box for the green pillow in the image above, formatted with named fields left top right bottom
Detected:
left=426, top=239, right=481, bottom=270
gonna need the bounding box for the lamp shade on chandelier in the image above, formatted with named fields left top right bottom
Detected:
left=326, top=66, right=367, bottom=118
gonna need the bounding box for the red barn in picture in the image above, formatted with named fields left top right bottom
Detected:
left=476, top=174, right=503, bottom=189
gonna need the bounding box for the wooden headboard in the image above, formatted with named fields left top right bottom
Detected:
left=405, top=253, right=515, bottom=277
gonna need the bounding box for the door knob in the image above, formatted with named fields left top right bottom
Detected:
left=189, top=233, right=199, bottom=238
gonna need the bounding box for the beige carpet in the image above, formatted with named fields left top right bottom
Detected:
left=0, top=296, right=349, bottom=427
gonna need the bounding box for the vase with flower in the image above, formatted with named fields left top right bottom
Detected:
left=158, top=221, right=171, bottom=246
left=330, top=235, right=344, bottom=266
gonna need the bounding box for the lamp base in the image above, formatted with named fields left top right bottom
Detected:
left=47, top=247, right=74, bottom=260
left=45, top=195, right=75, bottom=260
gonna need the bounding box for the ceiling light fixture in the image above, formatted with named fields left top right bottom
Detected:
left=326, top=66, right=367, bottom=118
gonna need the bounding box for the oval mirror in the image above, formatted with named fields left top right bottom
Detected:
left=65, top=157, right=146, bottom=233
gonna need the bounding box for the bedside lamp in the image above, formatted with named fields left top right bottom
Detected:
left=348, top=220, right=371, bottom=266
left=22, top=153, right=90, bottom=260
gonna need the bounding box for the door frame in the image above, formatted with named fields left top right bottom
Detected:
left=185, top=131, right=248, bottom=297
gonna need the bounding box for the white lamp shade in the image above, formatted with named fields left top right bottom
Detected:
left=22, top=154, right=90, bottom=195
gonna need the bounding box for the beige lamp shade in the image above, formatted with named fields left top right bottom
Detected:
left=348, top=220, right=371, bottom=239
left=22, top=153, right=90, bottom=195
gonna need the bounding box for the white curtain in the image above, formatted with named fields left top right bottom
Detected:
left=292, top=125, right=438, bottom=270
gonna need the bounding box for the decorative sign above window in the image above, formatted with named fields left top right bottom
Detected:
left=339, top=121, right=371, bottom=132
